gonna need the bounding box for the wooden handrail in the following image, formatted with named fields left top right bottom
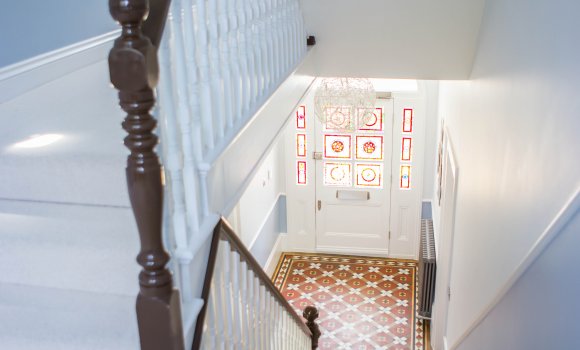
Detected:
left=108, top=1, right=184, bottom=349
left=192, top=217, right=317, bottom=349
left=142, top=0, right=171, bottom=49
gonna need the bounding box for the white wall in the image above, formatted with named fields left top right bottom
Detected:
left=0, top=0, right=117, bottom=67
left=238, top=138, right=286, bottom=246
left=434, top=0, right=580, bottom=347
left=456, top=205, right=580, bottom=350
left=421, top=81, right=440, bottom=202
left=300, top=0, right=485, bottom=79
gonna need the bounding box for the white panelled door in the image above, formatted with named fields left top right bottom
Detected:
left=285, top=83, right=426, bottom=259
left=314, top=99, right=394, bottom=256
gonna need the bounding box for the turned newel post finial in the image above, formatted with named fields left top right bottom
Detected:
left=303, top=306, right=321, bottom=349
left=108, top=0, right=184, bottom=349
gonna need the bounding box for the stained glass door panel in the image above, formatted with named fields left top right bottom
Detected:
left=315, top=100, right=393, bottom=256
left=355, top=135, right=384, bottom=161
left=323, top=134, right=351, bottom=159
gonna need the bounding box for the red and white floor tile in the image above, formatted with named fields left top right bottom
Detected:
left=273, top=253, right=424, bottom=350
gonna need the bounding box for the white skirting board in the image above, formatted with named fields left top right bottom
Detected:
left=0, top=30, right=119, bottom=104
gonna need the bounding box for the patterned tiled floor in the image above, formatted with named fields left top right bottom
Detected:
left=273, top=253, right=424, bottom=350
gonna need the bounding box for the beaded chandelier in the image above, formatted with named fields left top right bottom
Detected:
left=313, top=78, right=376, bottom=132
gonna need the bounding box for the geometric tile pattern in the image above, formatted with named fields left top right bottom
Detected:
left=273, top=253, right=424, bottom=350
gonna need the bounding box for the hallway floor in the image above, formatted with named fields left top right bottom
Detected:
left=273, top=253, right=425, bottom=350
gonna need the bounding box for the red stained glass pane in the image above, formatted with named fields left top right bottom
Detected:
left=323, top=162, right=352, bottom=187
left=324, top=134, right=352, bottom=159
left=297, top=134, right=306, bottom=157
left=400, top=165, right=411, bottom=189
left=296, top=105, right=306, bottom=129
left=356, top=135, right=384, bottom=160
left=359, top=108, right=383, bottom=132
left=355, top=163, right=383, bottom=188
left=324, top=106, right=353, bottom=131
left=401, top=137, right=412, bottom=161
left=297, top=161, right=307, bottom=185
left=402, top=109, right=413, bottom=133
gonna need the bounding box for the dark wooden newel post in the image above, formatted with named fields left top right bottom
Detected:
left=304, top=306, right=321, bottom=349
left=108, top=1, right=184, bottom=349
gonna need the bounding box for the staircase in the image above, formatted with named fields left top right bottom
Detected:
left=0, top=60, right=140, bottom=348
left=0, top=0, right=311, bottom=348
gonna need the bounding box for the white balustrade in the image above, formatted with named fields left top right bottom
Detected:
left=154, top=0, right=308, bottom=345
left=199, top=233, right=313, bottom=349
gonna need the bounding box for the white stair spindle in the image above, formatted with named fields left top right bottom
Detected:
left=250, top=0, right=265, bottom=99
left=283, top=0, right=292, bottom=72
left=230, top=251, right=243, bottom=347
left=194, top=0, right=216, bottom=152
left=287, top=0, right=297, bottom=66
left=170, top=0, right=202, bottom=238
left=204, top=278, right=218, bottom=349
left=294, top=0, right=304, bottom=63
left=298, top=0, right=306, bottom=58
left=221, top=241, right=235, bottom=347
left=274, top=0, right=284, bottom=81
left=258, top=0, right=271, bottom=92
left=157, top=26, right=191, bottom=298
left=213, top=245, right=227, bottom=349
left=269, top=296, right=276, bottom=349
left=235, top=0, right=251, bottom=118
left=227, top=0, right=242, bottom=124
left=180, top=0, right=203, bottom=162
left=243, top=0, right=258, bottom=110
left=208, top=0, right=227, bottom=142
left=264, top=0, right=275, bottom=91
left=217, top=0, right=234, bottom=130
left=266, top=291, right=273, bottom=349
left=254, top=274, right=262, bottom=349
left=243, top=265, right=254, bottom=350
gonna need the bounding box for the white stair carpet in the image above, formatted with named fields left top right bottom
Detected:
left=0, top=59, right=144, bottom=349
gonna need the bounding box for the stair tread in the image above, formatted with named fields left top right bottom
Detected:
left=0, top=199, right=140, bottom=295
left=0, top=60, right=129, bottom=207
left=0, top=283, right=139, bottom=350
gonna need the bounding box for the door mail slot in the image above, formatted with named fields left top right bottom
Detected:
left=336, top=190, right=370, bottom=201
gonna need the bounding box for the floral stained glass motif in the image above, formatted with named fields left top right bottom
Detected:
left=323, top=162, right=352, bottom=187
left=324, top=134, right=351, bottom=159
left=400, top=165, right=411, bottom=189
left=355, top=163, right=383, bottom=188
left=358, top=108, right=383, bottom=132
left=296, top=134, right=306, bottom=157
left=324, top=106, right=352, bottom=131
left=402, top=108, right=413, bottom=133
left=356, top=135, right=383, bottom=160
left=297, top=161, right=307, bottom=185
left=296, top=105, right=306, bottom=129
left=401, top=137, right=412, bottom=161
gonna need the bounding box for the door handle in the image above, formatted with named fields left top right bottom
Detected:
left=317, top=200, right=322, bottom=210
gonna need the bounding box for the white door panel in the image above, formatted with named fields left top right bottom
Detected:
left=315, top=99, right=393, bottom=256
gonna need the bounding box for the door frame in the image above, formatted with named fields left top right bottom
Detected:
left=432, top=128, right=459, bottom=350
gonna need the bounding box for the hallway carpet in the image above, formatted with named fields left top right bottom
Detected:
left=273, top=253, right=424, bottom=350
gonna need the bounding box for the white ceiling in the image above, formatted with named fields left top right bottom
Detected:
left=300, top=0, right=486, bottom=79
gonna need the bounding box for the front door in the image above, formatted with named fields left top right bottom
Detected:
left=314, top=99, right=394, bottom=256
